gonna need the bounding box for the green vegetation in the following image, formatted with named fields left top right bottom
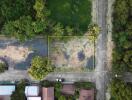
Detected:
left=110, top=79, right=132, bottom=100
left=0, top=0, right=34, bottom=23
left=11, top=80, right=27, bottom=100
left=87, top=24, right=100, bottom=39
left=47, top=0, right=92, bottom=32
left=1, top=0, right=49, bottom=41
left=40, top=80, right=53, bottom=87
left=28, top=56, right=54, bottom=80
left=110, top=0, right=132, bottom=99
left=74, top=82, right=95, bottom=89
left=0, top=62, right=7, bottom=73
left=0, top=0, right=92, bottom=41
left=112, top=0, right=132, bottom=73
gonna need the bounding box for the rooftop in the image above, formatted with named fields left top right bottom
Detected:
left=79, top=89, right=94, bottom=100
left=25, top=86, right=39, bottom=97
left=61, top=84, right=75, bottom=95
left=42, top=87, right=54, bottom=100
left=0, top=85, right=15, bottom=96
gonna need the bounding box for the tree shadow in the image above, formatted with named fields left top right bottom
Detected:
left=86, top=56, right=95, bottom=69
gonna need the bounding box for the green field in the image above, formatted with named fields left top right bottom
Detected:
left=47, top=0, right=92, bottom=32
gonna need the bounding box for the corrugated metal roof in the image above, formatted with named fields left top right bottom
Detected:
left=25, top=86, right=39, bottom=96
left=0, top=85, right=15, bottom=96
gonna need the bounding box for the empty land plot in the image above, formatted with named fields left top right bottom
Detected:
left=0, top=37, right=48, bottom=70
left=48, top=36, right=95, bottom=72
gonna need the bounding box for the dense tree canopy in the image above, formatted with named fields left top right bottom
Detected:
left=0, top=0, right=93, bottom=41
left=0, top=0, right=49, bottom=41
left=0, top=0, right=35, bottom=25
left=110, top=79, right=132, bottom=100
left=28, top=56, right=53, bottom=80
left=111, top=0, right=132, bottom=99
left=1, top=16, right=35, bottom=41
left=112, top=0, right=132, bottom=73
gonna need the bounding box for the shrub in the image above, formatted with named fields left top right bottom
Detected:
left=40, top=80, right=52, bottom=87
left=74, top=82, right=95, bottom=89
left=11, top=80, right=27, bottom=100
left=0, top=62, right=7, bottom=73
left=87, top=24, right=100, bottom=39
left=28, top=56, right=54, bottom=80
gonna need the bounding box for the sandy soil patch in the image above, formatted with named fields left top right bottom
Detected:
left=0, top=46, right=32, bottom=62
left=49, top=37, right=95, bottom=68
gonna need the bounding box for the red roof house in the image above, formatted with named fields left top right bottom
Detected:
left=42, top=87, right=54, bottom=100
left=79, top=89, right=94, bottom=100
left=61, top=84, right=75, bottom=95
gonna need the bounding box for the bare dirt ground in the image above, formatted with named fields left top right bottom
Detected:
left=0, top=46, right=30, bottom=61
left=0, top=37, right=47, bottom=81
left=49, top=36, right=95, bottom=69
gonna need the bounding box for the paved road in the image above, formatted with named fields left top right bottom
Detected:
left=0, top=70, right=31, bottom=81
left=93, top=0, right=108, bottom=99
left=46, top=72, right=96, bottom=82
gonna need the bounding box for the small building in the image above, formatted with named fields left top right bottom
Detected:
left=79, top=89, right=94, bottom=100
left=25, top=86, right=40, bottom=97
left=0, top=85, right=15, bottom=96
left=61, top=84, right=75, bottom=95
left=42, top=87, right=54, bottom=100
left=0, top=85, right=15, bottom=100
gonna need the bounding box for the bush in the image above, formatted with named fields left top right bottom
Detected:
left=11, top=80, right=27, bottom=100
left=40, top=80, right=52, bottom=87
left=74, top=82, right=95, bottom=89
left=0, top=62, right=7, bottom=73
left=87, top=24, right=100, bottom=38
left=0, top=0, right=34, bottom=22
left=53, top=82, right=63, bottom=99
left=58, top=95, right=66, bottom=100
left=28, top=56, right=54, bottom=80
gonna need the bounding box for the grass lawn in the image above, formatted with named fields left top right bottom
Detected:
left=46, top=0, right=92, bottom=32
